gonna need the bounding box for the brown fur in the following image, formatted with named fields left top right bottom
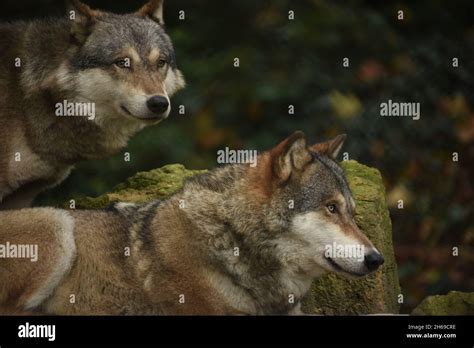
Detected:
left=0, top=132, right=383, bottom=315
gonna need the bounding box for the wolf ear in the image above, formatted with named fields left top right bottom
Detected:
left=271, top=131, right=312, bottom=182
left=137, top=0, right=164, bottom=25
left=67, top=0, right=100, bottom=44
left=310, top=134, right=347, bottom=159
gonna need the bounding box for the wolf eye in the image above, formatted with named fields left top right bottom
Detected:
left=114, top=58, right=131, bottom=69
left=157, top=58, right=167, bottom=68
left=326, top=204, right=337, bottom=214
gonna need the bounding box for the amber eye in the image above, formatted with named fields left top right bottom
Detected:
left=158, top=58, right=167, bottom=68
left=114, top=58, right=131, bottom=69
left=327, top=204, right=337, bottom=214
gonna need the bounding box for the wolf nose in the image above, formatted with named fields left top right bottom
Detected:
left=364, top=250, right=384, bottom=271
left=147, top=96, right=169, bottom=114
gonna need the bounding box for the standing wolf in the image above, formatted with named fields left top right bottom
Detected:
left=0, top=0, right=185, bottom=209
left=0, top=132, right=384, bottom=315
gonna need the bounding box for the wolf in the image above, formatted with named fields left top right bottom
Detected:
left=0, top=0, right=185, bottom=209
left=0, top=132, right=384, bottom=315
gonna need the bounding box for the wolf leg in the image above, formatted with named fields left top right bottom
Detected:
left=0, top=184, right=46, bottom=210
left=0, top=168, right=71, bottom=210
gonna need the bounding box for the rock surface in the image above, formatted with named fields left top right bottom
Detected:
left=411, top=291, right=474, bottom=315
left=74, top=164, right=206, bottom=209
left=74, top=161, right=401, bottom=314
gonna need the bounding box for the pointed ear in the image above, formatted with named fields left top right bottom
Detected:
left=137, top=0, right=164, bottom=25
left=271, top=131, right=312, bottom=182
left=310, top=134, right=347, bottom=159
left=67, top=0, right=100, bottom=44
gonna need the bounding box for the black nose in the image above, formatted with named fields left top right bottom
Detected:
left=364, top=251, right=384, bottom=271
left=146, top=96, right=169, bottom=114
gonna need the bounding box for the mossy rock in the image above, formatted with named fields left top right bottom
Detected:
left=72, top=164, right=207, bottom=209
left=73, top=160, right=401, bottom=314
left=412, top=291, right=474, bottom=315
left=301, top=160, right=401, bottom=314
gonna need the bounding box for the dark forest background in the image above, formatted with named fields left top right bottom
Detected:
left=1, top=0, right=473, bottom=313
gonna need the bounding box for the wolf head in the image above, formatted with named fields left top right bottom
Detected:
left=249, top=131, right=384, bottom=278
left=63, top=0, right=185, bottom=123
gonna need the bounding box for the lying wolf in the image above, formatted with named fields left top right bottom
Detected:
left=0, top=132, right=384, bottom=315
left=0, top=0, right=185, bottom=209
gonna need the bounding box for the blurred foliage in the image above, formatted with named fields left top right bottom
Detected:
left=2, top=0, right=473, bottom=312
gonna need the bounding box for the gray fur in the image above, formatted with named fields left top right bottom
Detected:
left=0, top=1, right=185, bottom=209
left=0, top=133, right=382, bottom=315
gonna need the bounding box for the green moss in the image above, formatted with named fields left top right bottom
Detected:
left=72, top=160, right=401, bottom=314
left=73, top=164, right=206, bottom=209
left=412, top=291, right=474, bottom=315
left=302, top=160, right=401, bottom=314
left=73, top=195, right=111, bottom=210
